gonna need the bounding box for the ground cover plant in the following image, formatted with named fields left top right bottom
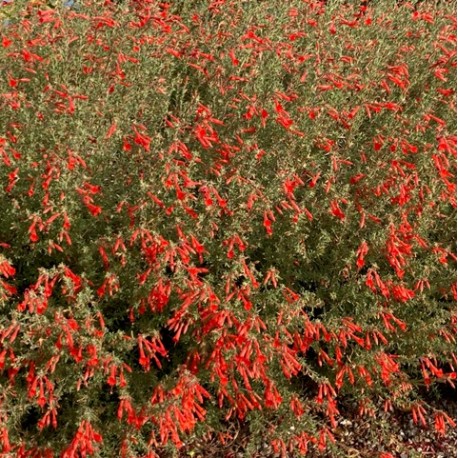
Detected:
left=0, top=0, right=456, bottom=456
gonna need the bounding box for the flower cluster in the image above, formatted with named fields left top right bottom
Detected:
left=0, top=0, right=455, bottom=456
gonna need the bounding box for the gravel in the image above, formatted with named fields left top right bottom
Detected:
left=179, top=395, right=457, bottom=458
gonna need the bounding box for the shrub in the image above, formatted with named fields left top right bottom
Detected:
left=0, top=0, right=456, bottom=456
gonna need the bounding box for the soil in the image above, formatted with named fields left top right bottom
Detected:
left=179, top=392, right=457, bottom=458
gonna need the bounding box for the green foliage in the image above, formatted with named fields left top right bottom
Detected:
left=0, top=0, right=456, bottom=456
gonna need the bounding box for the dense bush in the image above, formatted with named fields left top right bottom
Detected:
left=0, top=0, right=456, bottom=456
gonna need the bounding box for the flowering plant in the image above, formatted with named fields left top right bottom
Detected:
left=0, top=0, right=456, bottom=456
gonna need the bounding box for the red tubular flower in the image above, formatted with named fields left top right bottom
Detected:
left=390, top=284, right=415, bottom=303
left=356, top=241, right=369, bottom=270
left=263, top=212, right=273, bottom=236
left=330, top=200, right=345, bottom=220
left=0, top=259, right=15, bottom=278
